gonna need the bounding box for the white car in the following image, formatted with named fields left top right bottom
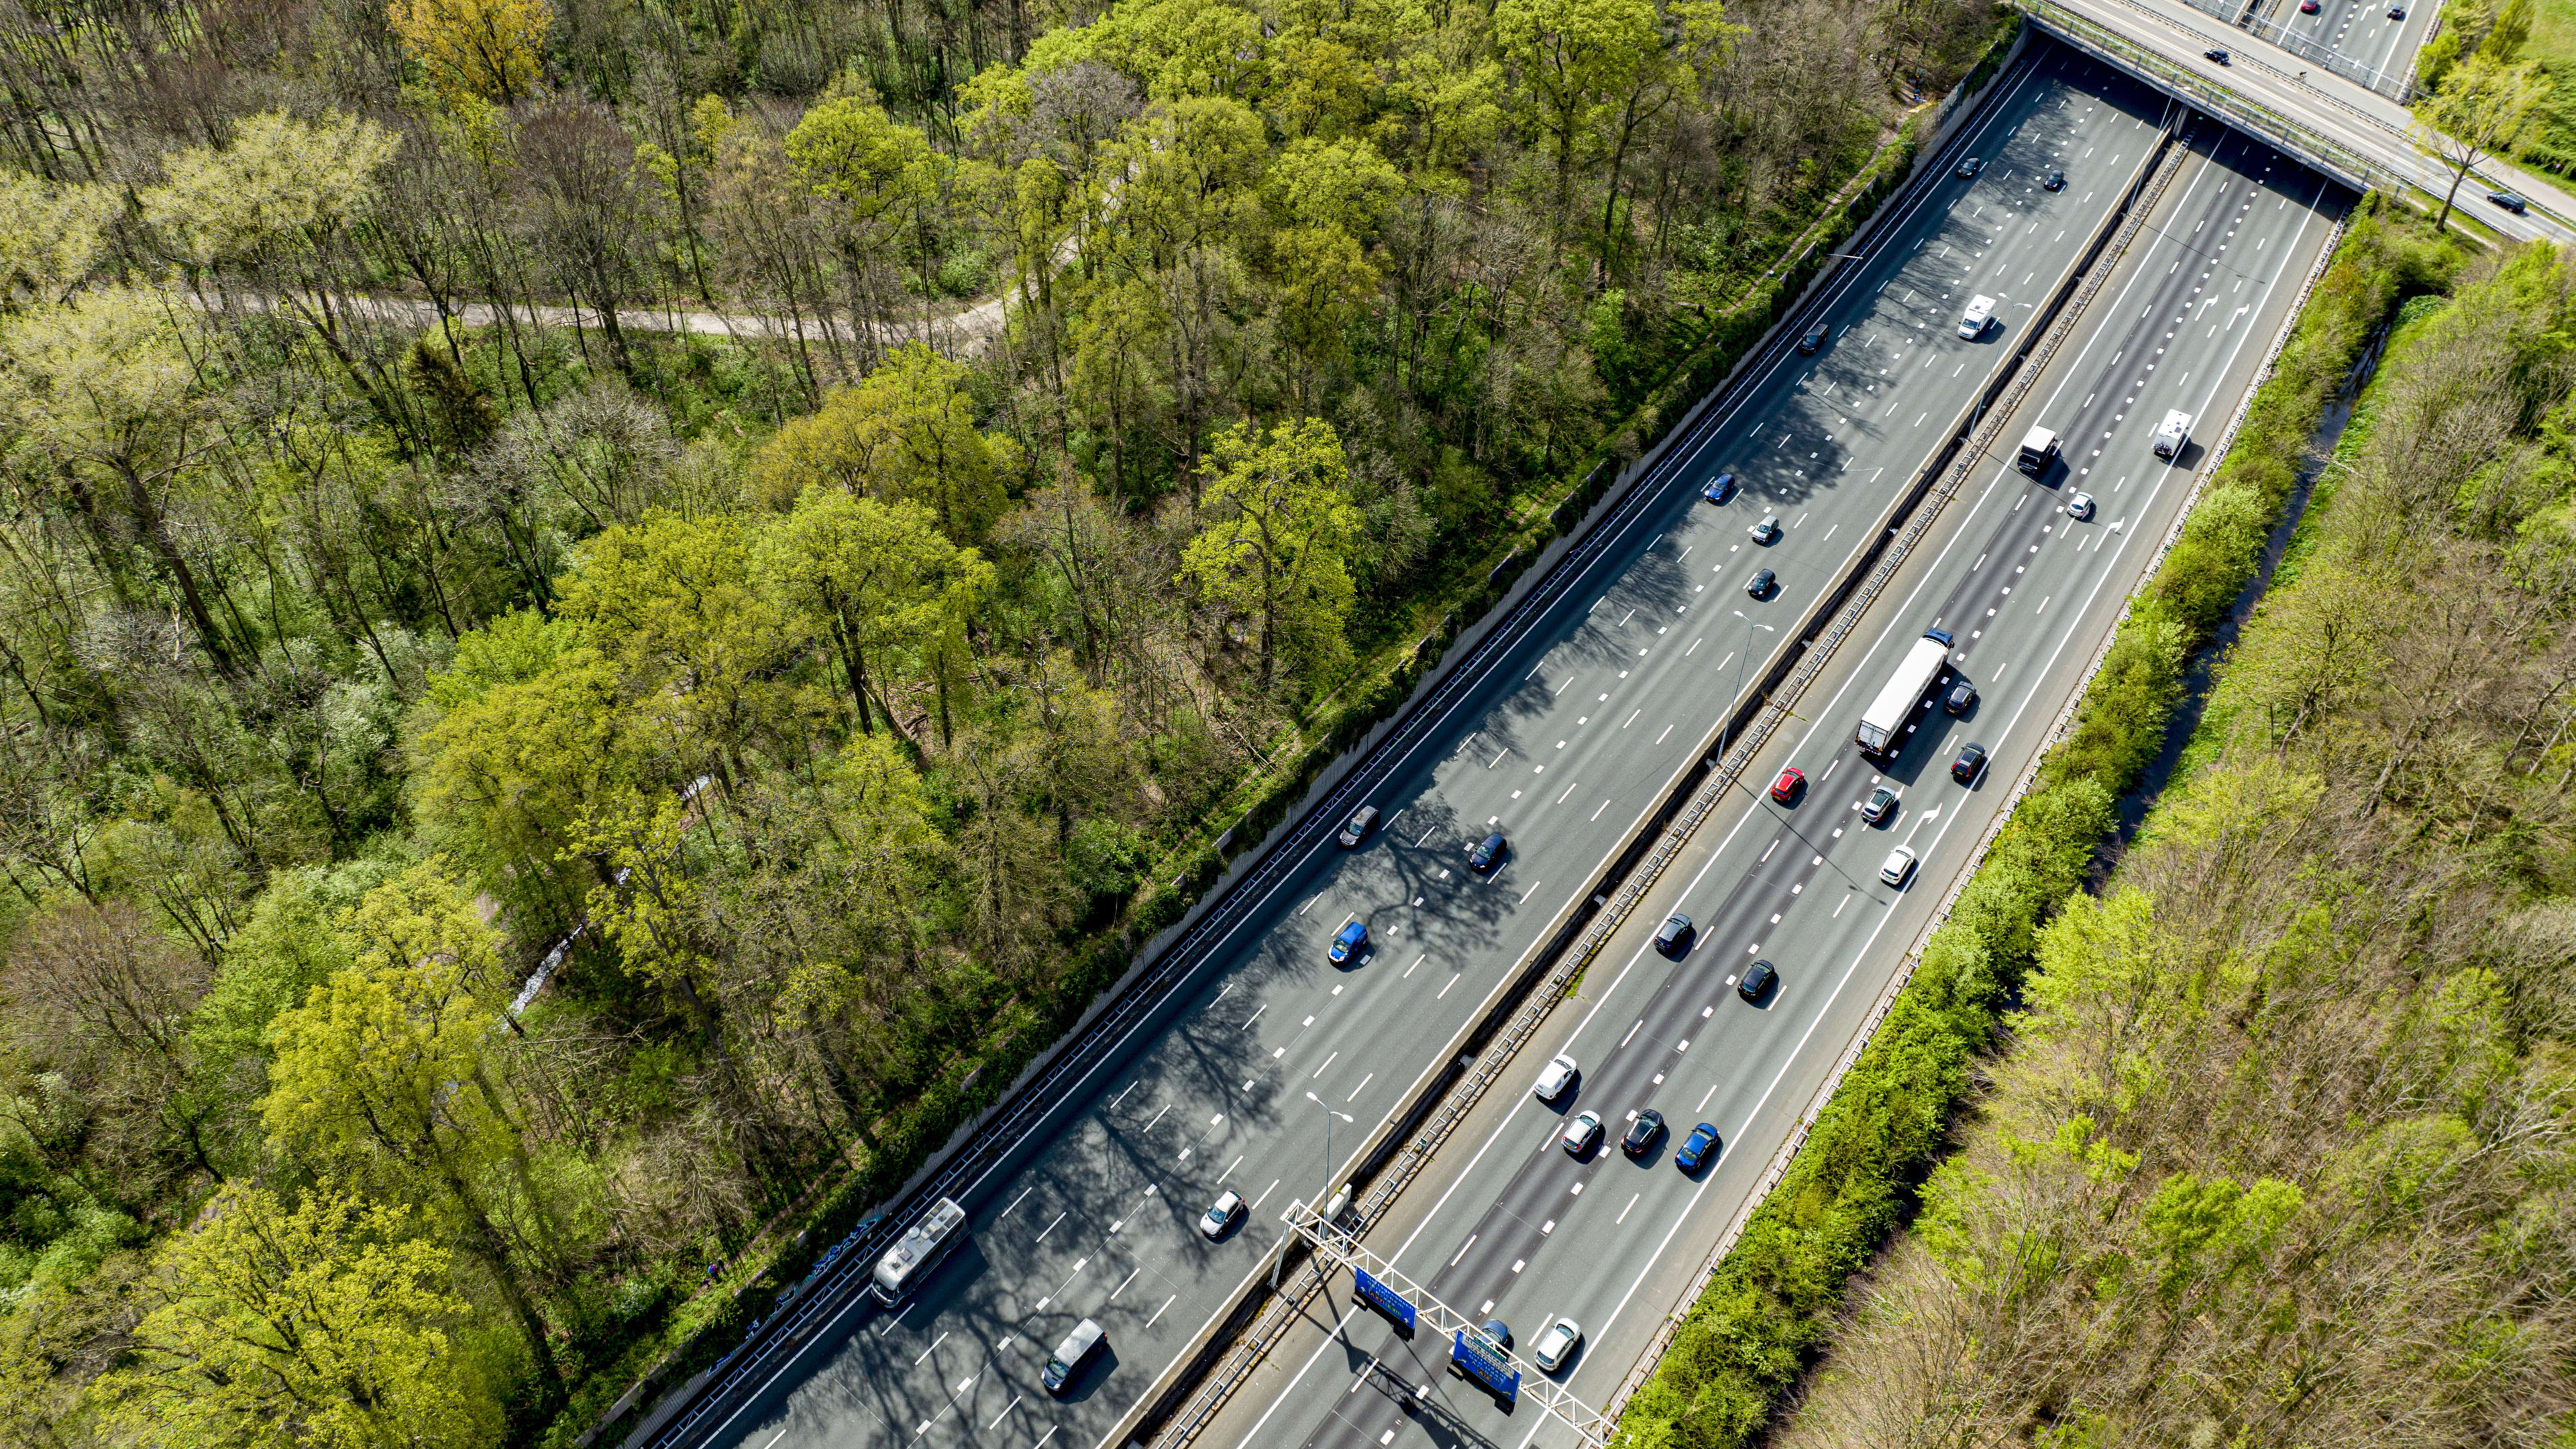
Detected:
left=2065, top=492, right=2095, bottom=520
left=1560, top=1110, right=1603, bottom=1155
left=1880, top=845, right=1917, bottom=887
left=1532, top=1317, right=1583, bottom=1372
left=1199, top=1189, right=1246, bottom=1239
left=1532, top=1054, right=1578, bottom=1102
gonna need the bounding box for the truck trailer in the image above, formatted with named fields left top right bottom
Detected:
left=1854, top=629, right=1956, bottom=757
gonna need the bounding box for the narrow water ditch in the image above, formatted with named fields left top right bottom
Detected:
left=2103, top=313, right=2398, bottom=854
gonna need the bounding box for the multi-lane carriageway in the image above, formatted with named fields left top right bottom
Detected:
left=1222, top=114, right=2345, bottom=1449
left=677, top=44, right=2336, bottom=1449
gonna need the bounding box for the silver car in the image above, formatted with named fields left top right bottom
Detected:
left=1199, top=1189, right=1245, bottom=1239
left=1560, top=1110, right=1603, bottom=1155
left=2065, top=492, right=2095, bottom=520
left=1532, top=1053, right=1578, bottom=1102
left=1532, top=1317, right=1583, bottom=1372
left=1880, top=845, right=1917, bottom=887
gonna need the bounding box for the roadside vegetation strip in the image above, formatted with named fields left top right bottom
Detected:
left=1607, top=198, right=2449, bottom=1449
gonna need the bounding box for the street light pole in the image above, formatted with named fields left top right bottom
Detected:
left=1275, top=1092, right=1354, bottom=1289
left=1719, top=610, right=1778, bottom=773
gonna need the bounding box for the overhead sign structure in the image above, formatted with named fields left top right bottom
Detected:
left=1452, top=1328, right=1521, bottom=1407
left=1352, top=1269, right=1417, bottom=1336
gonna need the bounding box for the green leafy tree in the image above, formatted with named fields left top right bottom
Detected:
left=2413, top=56, right=2551, bottom=231
left=1493, top=0, right=1658, bottom=231
left=261, top=863, right=564, bottom=1401
left=758, top=488, right=994, bottom=743
left=755, top=342, right=1019, bottom=543
left=785, top=92, right=949, bottom=337
left=101, top=1185, right=503, bottom=1449
left=1180, top=417, right=1362, bottom=689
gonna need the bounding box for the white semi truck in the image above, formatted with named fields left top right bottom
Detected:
left=1854, top=628, right=1956, bottom=757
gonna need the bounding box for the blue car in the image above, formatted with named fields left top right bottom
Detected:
left=1702, top=472, right=1738, bottom=505
left=1675, top=1122, right=1721, bottom=1171
left=1330, top=919, right=1368, bottom=965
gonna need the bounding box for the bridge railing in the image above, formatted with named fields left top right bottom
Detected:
left=2024, top=0, right=2399, bottom=191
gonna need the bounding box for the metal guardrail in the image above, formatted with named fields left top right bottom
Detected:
left=2026, top=0, right=2402, bottom=193
left=1595, top=105, right=2194, bottom=1436
left=1136, top=40, right=2068, bottom=1448
left=2173, top=0, right=2417, bottom=100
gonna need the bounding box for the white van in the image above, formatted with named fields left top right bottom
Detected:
left=1958, top=294, right=1996, bottom=339
left=1043, top=1318, right=1105, bottom=1395
left=2153, top=410, right=2192, bottom=461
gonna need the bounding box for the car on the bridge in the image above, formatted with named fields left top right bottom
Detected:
left=2491, top=190, right=2530, bottom=215
left=2300, top=0, right=2318, bottom=10
left=1746, top=567, right=1776, bottom=598
left=1952, top=742, right=1988, bottom=784
left=1770, top=765, right=1805, bottom=804
left=1468, top=830, right=1508, bottom=871
left=2044, top=169, right=2066, bottom=191
left=2066, top=491, right=2096, bottom=520
left=1798, top=321, right=1829, bottom=354
left=1945, top=681, right=1978, bottom=715
left=1955, top=156, right=1982, bottom=178
left=1675, top=1122, right=1722, bottom=1171
left=1532, top=1317, right=1584, bottom=1372
left=1561, top=1110, right=1604, bottom=1155
left=1750, top=514, right=1782, bottom=543
left=2205, top=46, right=2231, bottom=63
left=1533, top=1053, right=1578, bottom=1102
left=1703, top=471, right=1739, bottom=504
left=1881, top=845, right=1918, bottom=888
left=1862, top=784, right=1900, bottom=824
left=1336, top=804, right=1379, bottom=846
left=1739, top=959, right=1778, bottom=1004
left=1622, top=1108, right=1666, bottom=1157
left=1654, top=912, right=1696, bottom=956
left=1329, top=918, right=1368, bottom=965
left=1200, top=1189, right=1246, bottom=1239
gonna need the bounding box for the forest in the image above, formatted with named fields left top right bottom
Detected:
left=1764, top=242, right=2576, bottom=1446
left=0, top=0, right=2005, bottom=1438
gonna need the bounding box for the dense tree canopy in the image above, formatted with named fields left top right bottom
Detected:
left=0, top=0, right=2004, bottom=1435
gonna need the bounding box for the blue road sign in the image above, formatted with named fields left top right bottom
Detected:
left=1353, top=1269, right=1417, bottom=1336
left=1452, top=1328, right=1521, bottom=1405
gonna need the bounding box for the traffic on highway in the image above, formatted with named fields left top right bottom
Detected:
left=669, top=44, right=2273, bottom=1449
left=1228, top=115, right=2344, bottom=1449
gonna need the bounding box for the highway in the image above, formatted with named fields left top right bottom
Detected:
left=1219, top=115, right=2345, bottom=1449
left=672, top=44, right=2174, bottom=1449
left=2243, top=0, right=2430, bottom=97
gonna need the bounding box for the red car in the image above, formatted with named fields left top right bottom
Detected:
left=1768, top=766, right=1805, bottom=804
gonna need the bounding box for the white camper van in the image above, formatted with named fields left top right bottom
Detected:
left=1958, top=294, right=1996, bottom=339
left=2152, top=410, right=2192, bottom=461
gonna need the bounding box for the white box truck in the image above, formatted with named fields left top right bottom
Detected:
left=2017, top=426, right=2058, bottom=474
left=2153, top=410, right=2192, bottom=460
left=1958, top=294, right=1996, bottom=339
left=1854, top=629, right=1955, bottom=757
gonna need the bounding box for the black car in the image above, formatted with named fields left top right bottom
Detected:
left=1746, top=568, right=1776, bottom=598
left=1739, top=958, right=1778, bottom=1003
left=1621, top=1109, right=1666, bottom=1158
left=2043, top=170, right=2065, bottom=191
left=1468, top=831, right=1507, bottom=872
left=2204, top=46, right=2231, bottom=63
left=2387, top=3, right=2404, bottom=16
left=2491, top=190, right=2530, bottom=215
left=1861, top=785, right=1899, bottom=825
left=1945, top=682, right=1978, bottom=715
left=1798, top=321, right=1829, bottom=354
left=1336, top=805, right=1379, bottom=847
left=1654, top=914, right=1695, bottom=957
left=1955, top=156, right=1981, bottom=178
left=1951, top=743, right=1988, bottom=784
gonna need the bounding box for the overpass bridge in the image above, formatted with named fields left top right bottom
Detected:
left=2022, top=0, right=2576, bottom=244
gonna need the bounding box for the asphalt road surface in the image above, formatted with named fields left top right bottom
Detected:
left=680, top=43, right=2178, bottom=1449
left=2248, top=0, right=2430, bottom=95
left=1228, top=117, right=2346, bottom=1449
